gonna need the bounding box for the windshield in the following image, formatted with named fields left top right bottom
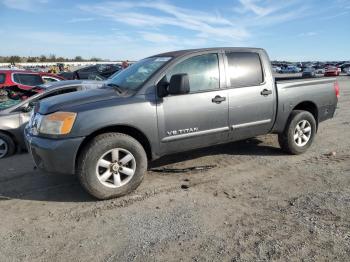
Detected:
left=0, top=97, right=22, bottom=111
left=105, top=57, right=172, bottom=90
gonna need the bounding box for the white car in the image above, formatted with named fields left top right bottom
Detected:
left=346, top=68, right=350, bottom=76
left=315, top=68, right=325, bottom=74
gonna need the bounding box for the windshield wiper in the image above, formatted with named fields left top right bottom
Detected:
left=106, top=83, right=125, bottom=94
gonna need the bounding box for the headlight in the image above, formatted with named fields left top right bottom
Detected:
left=39, top=112, right=77, bottom=135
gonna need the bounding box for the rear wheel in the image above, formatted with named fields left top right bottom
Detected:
left=0, top=132, right=16, bottom=159
left=77, top=133, right=147, bottom=200
left=278, top=110, right=316, bottom=155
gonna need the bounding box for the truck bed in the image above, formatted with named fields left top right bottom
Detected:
left=272, top=76, right=337, bottom=133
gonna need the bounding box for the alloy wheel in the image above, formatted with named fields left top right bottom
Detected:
left=294, top=120, right=312, bottom=147
left=96, top=148, right=136, bottom=188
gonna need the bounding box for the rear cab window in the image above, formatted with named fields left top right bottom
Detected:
left=13, top=73, right=44, bottom=86
left=225, top=52, right=264, bottom=88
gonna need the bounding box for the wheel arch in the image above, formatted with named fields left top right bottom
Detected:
left=75, top=125, right=153, bottom=167
left=292, top=101, right=319, bottom=129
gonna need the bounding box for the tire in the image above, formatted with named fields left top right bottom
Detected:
left=0, top=132, right=16, bottom=159
left=278, top=110, right=316, bottom=155
left=77, top=133, right=148, bottom=200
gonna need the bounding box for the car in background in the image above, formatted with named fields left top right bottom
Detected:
left=59, top=64, right=122, bottom=80
left=315, top=68, right=325, bottom=74
left=0, top=70, right=64, bottom=91
left=339, top=63, right=350, bottom=72
left=280, top=66, right=301, bottom=73
left=324, top=66, right=340, bottom=77
left=0, top=80, right=103, bottom=158
left=272, top=66, right=282, bottom=73
left=302, top=67, right=316, bottom=78
left=346, top=67, right=350, bottom=76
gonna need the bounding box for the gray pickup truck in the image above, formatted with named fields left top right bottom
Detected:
left=25, top=48, right=339, bottom=199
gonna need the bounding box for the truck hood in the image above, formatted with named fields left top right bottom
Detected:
left=37, top=88, right=124, bottom=115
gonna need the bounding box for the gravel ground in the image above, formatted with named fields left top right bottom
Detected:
left=0, top=77, right=349, bottom=262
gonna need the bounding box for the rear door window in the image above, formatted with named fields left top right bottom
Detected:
left=226, top=52, right=264, bottom=87
left=13, top=73, right=44, bottom=86
left=0, top=73, right=5, bottom=84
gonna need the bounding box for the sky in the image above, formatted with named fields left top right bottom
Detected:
left=0, top=0, right=349, bottom=61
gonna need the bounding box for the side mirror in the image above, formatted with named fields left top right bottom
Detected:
left=168, top=74, right=190, bottom=95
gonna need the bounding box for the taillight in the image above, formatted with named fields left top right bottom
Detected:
left=334, top=81, right=339, bottom=99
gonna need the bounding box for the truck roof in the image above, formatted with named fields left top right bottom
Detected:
left=151, top=47, right=264, bottom=58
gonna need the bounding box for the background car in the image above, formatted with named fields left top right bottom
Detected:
left=0, top=70, right=64, bottom=90
left=346, top=67, right=350, bottom=76
left=280, top=65, right=301, bottom=73
left=339, top=63, right=350, bottom=72
left=324, top=66, right=340, bottom=76
left=302, top=67, right=316, bottom=78
left=59, top=64, right=122, bottom=80
left=272, top=66, right=282, bottom=73
left=0, top=80, right=103, bottom=158
left=315, top=68, right=325, bottom=74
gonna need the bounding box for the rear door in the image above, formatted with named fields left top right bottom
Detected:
left=225, top=51, right=276, bottom=140
left=157, top=52, right=229, bottom=155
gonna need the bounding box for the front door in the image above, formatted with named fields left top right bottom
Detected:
left=157, top=53, right=229, bottom=155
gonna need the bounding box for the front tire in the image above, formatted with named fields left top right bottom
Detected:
left=77, top=133, right=148, bottom=200
left=278, top=110, right=316, bottom=155
left=0, top=132, right=16, bottom=159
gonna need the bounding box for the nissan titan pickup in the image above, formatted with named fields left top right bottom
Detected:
left=25, top=48, right=339, bottom=199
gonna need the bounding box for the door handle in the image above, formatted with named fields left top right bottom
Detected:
left=261, top=89, right=272, bottom=96
left=212, top=95, right=226, bottom=104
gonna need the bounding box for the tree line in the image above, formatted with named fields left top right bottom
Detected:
left=0, top=55, right=107, bottom=63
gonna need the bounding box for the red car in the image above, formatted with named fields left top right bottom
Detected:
left=0, top=70, right=64, bottom=90
left=324, top=66, right=340, bottom=77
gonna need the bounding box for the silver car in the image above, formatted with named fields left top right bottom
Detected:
left=0, top=80, right=103, bottom=158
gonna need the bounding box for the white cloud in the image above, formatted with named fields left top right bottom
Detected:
left=139, top=31, right=177, bottom=43
left=78, top=0, right=310, bottom=45
left=78, top=1, right=250, bottom=42
left=67, top=17, right=95, bottom=23
left=1, top=0, right=48, bottom=11
left=298, top=32, right=318, bottom=37
left=237, top=0, right=277, bottom=16
left=1, top=27, right=201, bottom=59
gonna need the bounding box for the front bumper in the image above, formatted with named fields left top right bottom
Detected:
left=25, top=129, right=85, bottom=175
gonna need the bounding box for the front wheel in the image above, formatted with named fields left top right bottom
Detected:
left=77, top=133, right=148, bottom=200
left=278, top=110, right=316, bottom=155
